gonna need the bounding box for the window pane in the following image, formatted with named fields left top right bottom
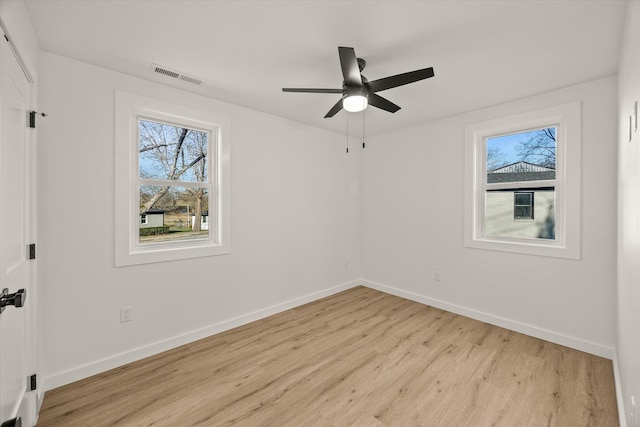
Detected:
left=139, top=185, right=210, bottom=244
left=514, top=193, right=532, bottom=205
left=486, top=128, right=556, bottom=183
left=514, top=206, right=532, bottom=219
left=485, top=189, right=555, bottom=240
left=139, top=119, right=208, bottom=182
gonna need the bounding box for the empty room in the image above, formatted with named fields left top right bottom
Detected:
left=0, top=0, right=638, bottom=426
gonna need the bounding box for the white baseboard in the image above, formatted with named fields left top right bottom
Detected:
left=613, top=351, right=628, bottom=427
left=43, top=280, right=360, bottom=391
left=361, top=279, right=615, bottom=359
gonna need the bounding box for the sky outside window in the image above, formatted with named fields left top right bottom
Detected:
left=486, top=128, right=556, bottom=170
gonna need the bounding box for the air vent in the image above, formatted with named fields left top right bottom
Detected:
left=151, top=64, right=204, bottom=86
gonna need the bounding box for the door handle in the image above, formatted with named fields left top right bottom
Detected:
left=1, top=417, right=22, bottom=427
left=0, top=288, right=26, bottom=314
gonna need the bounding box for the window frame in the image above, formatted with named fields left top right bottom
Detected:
left=464, top=102, right=581, bottom=259
left=514, top=191, right=534, bottom=220
left=115, top=91, right=231, bottom=266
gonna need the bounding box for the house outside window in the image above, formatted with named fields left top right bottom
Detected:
left=484, top=158, right=556, bottom=240
left=115, top=91, right=230, bottom=266
left=464, top=102, right=581, bottom=259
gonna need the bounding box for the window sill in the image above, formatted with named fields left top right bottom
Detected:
left=464, top=234, right=578, bottom=259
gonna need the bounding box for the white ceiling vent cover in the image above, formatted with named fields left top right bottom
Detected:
left=151, top=64, right=204, bottom=86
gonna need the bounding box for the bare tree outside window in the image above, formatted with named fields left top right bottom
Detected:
left=486, top=145, right=508, bottom=171
left=516, top=128, right=556, bottom=169
left=486, top=128, right=556, bottom=170
left=138, top=119, right=211, bottom=242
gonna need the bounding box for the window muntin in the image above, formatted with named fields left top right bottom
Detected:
left=463, top=102, right=581, bottom=259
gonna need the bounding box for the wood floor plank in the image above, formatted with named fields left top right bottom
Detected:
left=37, top=287, right=618, bottom=426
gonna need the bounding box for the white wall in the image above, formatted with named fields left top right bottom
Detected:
left=361, top=77, right=618, bottom=357
left=618, top=2, right=640, bottom=425
left=37, top=52, right=362, bottom=389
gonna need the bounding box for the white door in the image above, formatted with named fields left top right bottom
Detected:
left=0, top=30, right=35, bottom=427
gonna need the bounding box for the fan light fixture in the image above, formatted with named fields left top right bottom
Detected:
left=343, top=89, right=368, bottom=112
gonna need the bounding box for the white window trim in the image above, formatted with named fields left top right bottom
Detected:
left=115, top=91, right=231, bottom=266
left=464, top=102, right=581, bottom=259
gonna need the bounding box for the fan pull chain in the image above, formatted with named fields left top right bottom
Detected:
left=346, top=116, right=349, bottom=153
left=362, top=110, right=366, bottom=149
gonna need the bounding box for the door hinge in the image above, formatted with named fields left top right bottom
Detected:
left=28, top=244, right=35, bottom=260
left=28, top=111, right=47, bottom=129
left=28, top=374, right=37, bottom=391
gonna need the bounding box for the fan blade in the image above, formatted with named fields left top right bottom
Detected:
left=367, top=67, right=434, bottom=92
left=282, top=88, right=343, bottom=94
left=368, top=93, right=401, bottom=113
left=324, top=98, right=344, bottom=118
left=338, top=46, right=362, bottom=87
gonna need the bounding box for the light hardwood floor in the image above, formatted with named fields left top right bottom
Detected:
left=37, top=286, right=618, bottom=426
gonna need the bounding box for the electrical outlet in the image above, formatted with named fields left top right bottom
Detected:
left=434, top=271, right=442, bottom=282
left=120, top=306, right=132, bottom=323
left=344, top=260, right=349, bottom=269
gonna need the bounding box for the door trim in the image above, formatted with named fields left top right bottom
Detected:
left=0, top=19, right=33, bottom=83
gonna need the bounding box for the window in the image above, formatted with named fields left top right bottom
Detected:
left=137, top=119, right=212, bottom=245
left=484, top=128, right=556, bottom=239
left=464, top=102, right=581, bottom=259
left=115, top=91, right=230, bottom=266
left=514, top=192, right=534, bottom=220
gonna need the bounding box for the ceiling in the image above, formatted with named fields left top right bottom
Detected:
left=24, top=0, right=628, bottom=137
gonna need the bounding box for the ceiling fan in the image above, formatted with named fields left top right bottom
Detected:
left=282, top=46, right=434, bottom=118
